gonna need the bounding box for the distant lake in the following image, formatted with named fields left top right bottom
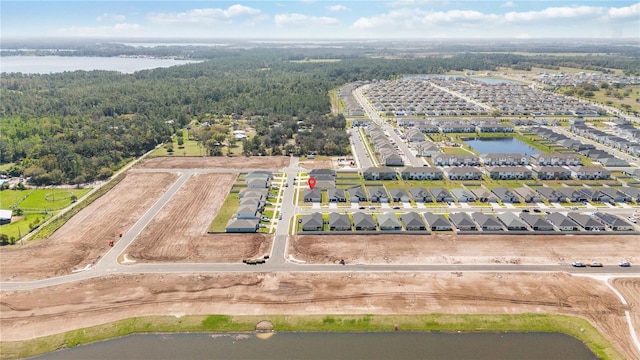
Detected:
left=0, top=56, right=201, bottom=74
left=34, top=332, right=597, bottom=360
left=464, top=137, right=541, bottom=155
left=472, top=77, right=522, bottom=85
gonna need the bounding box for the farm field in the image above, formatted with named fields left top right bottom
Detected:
left=0, top=188, right=91, bottom=241
left=126, top=173, right=271, bottom=262
left=1, top=272, right=636, bottom=359
left=0, top=172, right=178, bottom=281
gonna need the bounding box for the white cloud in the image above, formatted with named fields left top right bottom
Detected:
left=327, top=4, right=350, bottom=12
left=504, top=6, right=604, bottom=22
left=148, top=4, right=261, bottom=24
left=96, top=13, right=126, bottom=22
left=501, top=1, right=515, bottom=8
left=352, top=8, right=497, bottom=29
left=388, top=0, right=448, bottom=8
left=275, top=13, right=339, bottom=27
left=608, top=3, right=640, bottom=19
left=57, top=23, right=142, bottom=37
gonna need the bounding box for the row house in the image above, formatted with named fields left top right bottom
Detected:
left=487, top=166, right=533, bottom=180
left=440, top=124, right=476, bottom=133
left=400, top=166, right=444, bottom=180
left=405, top=128, right=426, bottom=142
left=571, top=166, right=611, bottom=180
left=433, top=154, right=480, bottom=167
left=535, top=187, right=567, bottom=203
left=477, top=123, right=515, bottom=133
left=362, top=166, right=397, bottom=180
left=416, top=124, right=440, bottom=133
left=413, top=141, right=440, bottom=157
left=534, top=166, right=572, bottom=180
left=445, top=167, right=483, bottom=180
left=530, top=153, right=581, bottom=166
left=480, top=153, right=528, bottom=166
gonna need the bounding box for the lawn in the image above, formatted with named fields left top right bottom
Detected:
left=208, top=192, right=240, bottom=232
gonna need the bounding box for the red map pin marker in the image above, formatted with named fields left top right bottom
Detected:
left=308, top=177, right=317, bottom=190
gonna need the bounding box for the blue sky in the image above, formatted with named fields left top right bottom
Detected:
left=1, top=1, right=639, bottom=39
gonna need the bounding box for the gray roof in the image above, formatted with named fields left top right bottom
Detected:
left=329, top=212, right=351, bottom=228
left=519, top=213, right=554, bottom=230
left=225, top=218, right=259, bottom=232
left=497, top=212, right=528, bottom=229
left=301, top=212, right=324, bottom=229
left=353, top=212, right=376, bottom=229
left=377, top=212, right=402, bottom=229
left=423, top=213, right=451, bottom=229
left=400, top=212, right=426, bottom=229
left=448, top=212, right=477, bottom=229
left=546, top=213, right=579, bottom=229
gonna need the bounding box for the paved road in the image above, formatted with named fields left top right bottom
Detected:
left=551, top=126, right=639, bottom=167
left=348, top=127, right=375, bottom=168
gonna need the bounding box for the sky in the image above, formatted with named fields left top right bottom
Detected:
left=1, top=1, right=639, bottom=40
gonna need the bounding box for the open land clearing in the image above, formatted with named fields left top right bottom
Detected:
left=611, top=278, right=640, bottom=344
left=0, top=172, right=178, bottom=281
left=0, top=272, right=636, bottom=358
left=291, top=234, right=640, bottom=266
left=139, top=156, right=290, bottom=169
left=126, top=173, right=271, bottom=262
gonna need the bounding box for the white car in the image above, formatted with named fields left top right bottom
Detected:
left=619, top=261, right=631, bottom=267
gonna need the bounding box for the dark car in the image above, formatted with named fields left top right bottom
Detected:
left=533, top=208, right=541, bottom=213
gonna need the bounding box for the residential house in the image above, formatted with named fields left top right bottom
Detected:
left=303, top=188, right=322, bottom=203
left=434, top=154, right=479, bottom=166
left=513, top=187, right=541, bottom=203
left=329, top=213, right=351, bottom=231
left=301, top=212, right=324, bottom=231
left=449, top=212, right=478, bottom=231
left=487, top=166, right=533, bottom=180
left=446, top=167, right=483, bottom=180
left=530, top=153, right=581, bottom=166
left=534, top=166, right=572, bottom=180
left=536, top=187, right=567, bottom=203
left=388, top=188, right=410, bottom=202
left=497, top=212, right=529, bottom=230
left=423, top=213, right=452, bottom=231
left=481, top=153, right=528, bottom=166
left=430, top=187, right=454, bottom=203
left=236, top=205, right=261, bottom=219
left=571, top=166, right=611, bottom=180
left=405, top=128, right=426, bottom=142
left=471, top=213, right=504, bottom=231
left=593, top=212, right=633, bottom=231
left=577, top=188, right=601, bottom=202
left=450, top=188, right=477, bottom=202
left=440, top=124, right=476, bottom=133
left=246, top=178, right=270, bottom=189
left=557, top=188, right=587, bottom=203
left=416, top=124, right=440, bottom=133
left=413, top=141, right=440, bottom=157
left=400, top=166, right=444, bottom=180
left=491, top=187, right=520, bottom=203
left=362, top=167, right=398, bottom=180
left=519, top=213, right=554, bottom=231
left=567, top=212, right=605, bottom=231
left=368, top=187, right=389, bottom=203
left=238, top=188, right=267, bottom=199
left=377, top=212, right=403, bottom=230
left=478, top=123, right=514, bottom=133
left=400, top=212, right=427, bottom=231
left=471, top=188, right=496, bottom=203
left=409, top=187, right=433, bottom=203
left=546, top=213, right=579, bottom=231
left=598, top=187, right=631, bottom=203
left=225, top=218, right=259, bottom=233
left=353, top=212, right=376, bottom=230
left=619, top=187, right=640, bottom=201
left=600, top=157, right=629, bottom=167
left=348, top=187, right=368, bottom=202
left=327, top=188, right=347, bottom=203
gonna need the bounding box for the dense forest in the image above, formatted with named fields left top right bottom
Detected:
left=1, top=47, right=639, bottom=185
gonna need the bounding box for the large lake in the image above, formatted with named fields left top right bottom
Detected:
left=0, top=56, right=201, bottom=74
left=464, top=137, right=541, bottom=155
left=33, top=332, right=597, bottom=360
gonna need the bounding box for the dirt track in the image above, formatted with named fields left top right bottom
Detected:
left=611, top=278, right=640, bottom=347
left=0, top=172, right=178, bottom=281
left=292, top=233, right=640, bottom=265
left=0, top=272, right=636, bottom=358
left=139, top=156, right=290, bottom=169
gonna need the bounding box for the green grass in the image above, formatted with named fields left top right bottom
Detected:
left=208, top=192, right=240, bottom=232
left=151, top=139, right=206, bottom=157
left=15, top=189, right=90, bottom=210
left=0, top=189, right=32, bottom=208
left=0, top=314, right=623, bottom=360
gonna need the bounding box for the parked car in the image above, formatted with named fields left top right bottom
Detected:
left=521, top=209, right=530, bottom=213
left=627, top=217, right=637, bottom=224
left=619, top=261, right=631, bottom=267
left=571, top=262, right=586, bottom=267
left=589, top=262, right=603, bottom=267
left=570, top=206, right=578, bottom=210
left=533, top=208, right=541, bottom=213
left=393, top=206, right=401, bottom=210
left=359, top=206, right=365, bottom=210
left=261, top=216, right=270, bottom=221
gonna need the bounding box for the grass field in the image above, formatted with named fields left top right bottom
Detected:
left=208, top=192, right=240, bottom=232
left=0, top=188, right=91, bottom=241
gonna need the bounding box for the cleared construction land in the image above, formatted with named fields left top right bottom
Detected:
left=139, top=156, right=290, bottom=169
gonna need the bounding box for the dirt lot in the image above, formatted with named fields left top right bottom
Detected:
left=140, top=156, right=290, bottom=169
left=0, top=172, right=178, bottom=281
left=611, top=278, right=640, bottom=345
left=1, top=272, right=637, bottom=358
left=291, top=233, right=640, bottom=265
left=126, top=173, right=271, bottom=262
left=299, top=158, right=335, bottom=170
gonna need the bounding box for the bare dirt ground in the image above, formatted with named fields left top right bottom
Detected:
left=291, top=233, right=640, bottom=265
left=126, top=173, right=271, bottom=262
left=299, top=158, right=335, bottom=170
left=0, top=172, right=178, bottom=281
left=139, top=156, right=290, bottom=169
left=611, top=278, right=640, bottom=347
left=0, top=272, right=636, bottom=358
